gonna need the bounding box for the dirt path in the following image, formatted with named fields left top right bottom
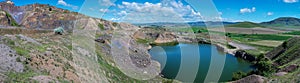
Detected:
left=228, top=42, right=256, bottom=50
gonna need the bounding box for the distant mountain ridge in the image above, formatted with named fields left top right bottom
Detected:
left=260, top=17, right=300, bottom=27
left=226, top=21, right=265, bottom=28
left=135, top=17, right=300, bottom=28
left=134, top=21, right=236, bottom=27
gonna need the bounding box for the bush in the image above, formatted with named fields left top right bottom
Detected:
left=98, top=23, right=105, bottom=30
left=5, top=11, right=19, bottom=27
left=112, top=22, right=118, bottom=27
left=232, top=71, right=247, bottom=81
left=255, top=60, right=275, bottom=76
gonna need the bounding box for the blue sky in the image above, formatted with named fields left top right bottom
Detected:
left=3, top=0, right=300, bottom=23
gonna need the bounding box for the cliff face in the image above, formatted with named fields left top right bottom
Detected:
left=266, top=37, right=300, bottom=66
left=133, top=28, right=178, bottom=45
left=231, top=75, right=266, bottom=83
left=0, top=2, right=78, bottom=29
left=0, top=2, right=164, bottom=83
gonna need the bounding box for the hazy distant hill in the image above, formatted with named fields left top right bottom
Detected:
left=134, top=21, right=236, bottom=27
left=226, top=21, right=265, bottom=28
left=260, top=17, right=300, bottom=28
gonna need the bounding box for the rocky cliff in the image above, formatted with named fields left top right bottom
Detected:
left=0, top=2, right=78, bottom=29
left=0, top=2, right=168, bottom=83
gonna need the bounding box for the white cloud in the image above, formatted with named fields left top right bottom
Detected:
left=114, top=1, right=202, bottom=23
left=117, top=11, right=127, bottom=16
left=99, top=0, right=116, bottom=6
left=57, top=0, right=78, bottom=9
left=99, top=8, right=109, bottom=12
left=283, top=0, right=298, bottom=3
left=267, top=12, right=274, bottom=16
left=240, top=7, right=256, bottom=14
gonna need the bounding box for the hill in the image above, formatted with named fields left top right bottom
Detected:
left=0, top=2, right=79, bottom=29
left=0, top=1, right=171, bottom=83
left=264, top=37, right=300, bottom=82
left=260, top=17, right=300, bottom=28
left=226, top=21, right=265, bottom=28
left=134, top=21, right=236, bottom=27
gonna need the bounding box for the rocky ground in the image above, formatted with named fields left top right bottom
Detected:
left=0, top=2, right=174, bottom=82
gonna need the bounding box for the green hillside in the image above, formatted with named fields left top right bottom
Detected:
left=226, top=22, right=265, bottom=28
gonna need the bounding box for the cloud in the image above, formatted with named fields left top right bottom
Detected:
left=57, top=0, right=78, bottom=9
left=267, top=12, right=274, bottom=16
left=240, top=7, right=256, bottom=14
left=117, top=11, right=127, bottom=16
left=99, top=0, right=116, bottom=6
left=99, top=8, right=109, bottom=12
left=114, top=1, right=202, bottom=23
left=283, top=0, right=298, bottom=3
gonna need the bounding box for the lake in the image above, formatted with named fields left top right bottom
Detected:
left=149, top=43, right=254, bottom=82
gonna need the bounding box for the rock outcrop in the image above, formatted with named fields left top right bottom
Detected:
left=231, top=75, right=267, bottom=83
left=133, top=28, right=178, bottom=45
left=0, top=2, right=78, bottom=29
left=235, top=50, right=256, bottom=62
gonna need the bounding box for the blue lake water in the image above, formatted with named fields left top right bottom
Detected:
left=149, top=43, right=254, bottom=82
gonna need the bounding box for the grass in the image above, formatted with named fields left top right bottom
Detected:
left=170, top=27, right=208, bottom=33
left=14, top=47, right=30, bottom=58
left=226, top=21, right=265, bottom=28
left=4, top=71, right=38, bottom=82
left=249, top=40, right=283, bottom=47
left=136, top=38, right=151, bottom=44
left=228, top=33, right=292, bottom=42
left=283, top=31, right=300, bottom=35
left=98, top=23, right=105, bottom=30
left=244, top=49, right=263, bottom=57
left=151, top=41, right=179, bottom=46
left=4, top=11, right=20, bottom=27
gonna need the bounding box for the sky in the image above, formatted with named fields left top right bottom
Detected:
left=3, top=0, right=300, bottom=23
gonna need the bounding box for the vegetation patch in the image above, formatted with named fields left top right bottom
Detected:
left=226, top=22, right=265, bottom=28
left=283, top=31, right=300, bottom=35
left=98, top=23, right=105, bottom=30
left=227, top=33, right=292, bottom=42
left=4, top=71, right=38, bottom=82
left=151, top=41, right=179, bottom=46
left=136, top=38, right=151, bottom=44
left=4, top=11, right=20, bottom=27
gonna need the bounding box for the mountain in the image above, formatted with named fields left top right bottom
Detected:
left=226, top=21, right=265, bottom=28
left=134, top=21, right=236, bottom=27
left=260, top=17, right=300, bottom=27
left=264, top=37, right=300, bottom=82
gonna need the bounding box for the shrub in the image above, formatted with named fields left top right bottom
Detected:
left=232, top=71, right=247, bottom=81
left=255, top=60, right=275, bottom=76
left=98, top=23, right=105, bottom=30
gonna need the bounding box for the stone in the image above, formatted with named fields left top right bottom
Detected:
left=274, top=72, right=287, bottom=76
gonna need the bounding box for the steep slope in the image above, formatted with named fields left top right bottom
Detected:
left=0, top=2, right=169, bottom=83
left=0, top=10, right=19, bottom=26
left=0, top=2, right=79, bottom=29
left=264, top=37, right=300, bottom=82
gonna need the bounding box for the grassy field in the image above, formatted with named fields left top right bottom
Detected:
left=226, top=22, right=265, bottom=28
left=249, top=40, right=283, bottom=47
left=283, top=31, right=300, bottom=35
left=209, top=27, right=286, bottom=34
